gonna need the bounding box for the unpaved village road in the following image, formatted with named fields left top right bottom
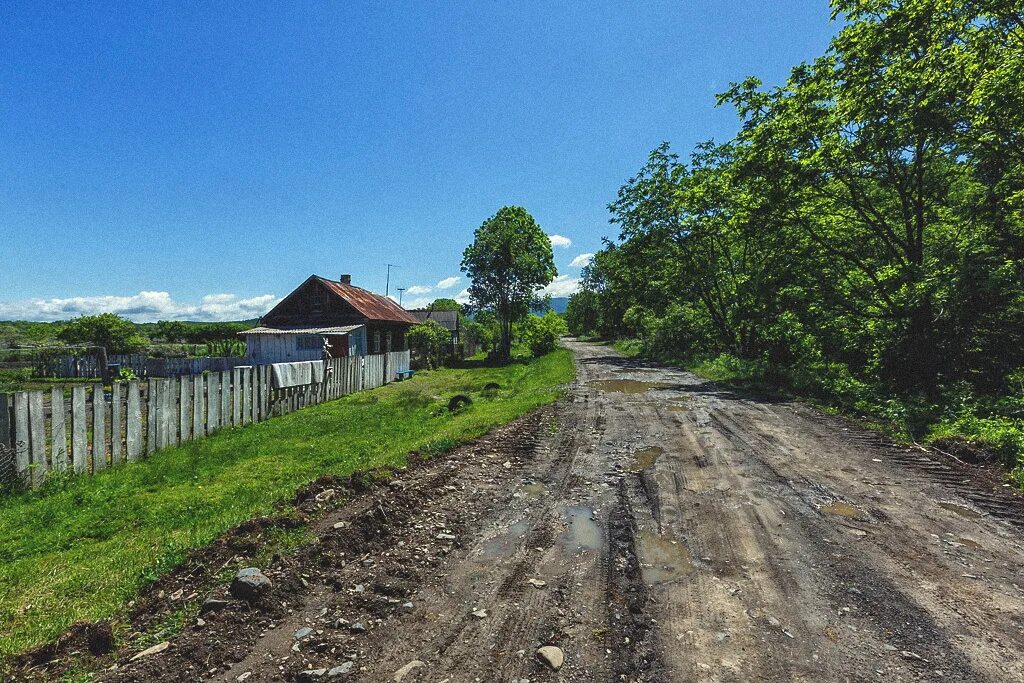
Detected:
left=108, top=340, right=1024, bottom=683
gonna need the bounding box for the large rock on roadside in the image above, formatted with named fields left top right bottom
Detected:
left=229, top=568, right=272, bottom=601
left=537, top=645, right=564, bottom=671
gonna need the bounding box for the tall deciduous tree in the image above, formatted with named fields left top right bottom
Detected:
left=461, top=206, right=557, bottom=363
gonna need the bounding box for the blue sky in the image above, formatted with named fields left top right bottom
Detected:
left=0, top=1, right=838, bottom=321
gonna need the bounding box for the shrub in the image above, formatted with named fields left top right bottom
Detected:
left=521, top=311, right=567, bottom=357
left=408, top=320, right=451, bottom=368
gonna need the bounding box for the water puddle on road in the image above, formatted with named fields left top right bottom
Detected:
left=480, top=519, right=531, bottom=560
left=821, top=501, right=865, bottom=519
left=938, top=502, right=983, bottom=519
left=615, top=367, right=659, bottom=374
left=630, top=446, right=664, bottom=472
left=588, top=379, right=678, bottom=394
left=638, top=531, right=693, bottom=584
left=668, top=401, right=690, bottom=412
left=562, top=506, right=602, bottom=552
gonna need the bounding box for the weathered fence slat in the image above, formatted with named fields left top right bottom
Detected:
left=179, top=377, right=192, bottom=442
left=51, top=387, right=67, bottom=471
left=207, top=374, right=220, bottom=431
left=192, top=374, right=204, bottom=437
left=219, top=371, right=230, bottom=427
left=165, top=377, right=178, bottom=448
left=241, top=368, right=251, bottom=425
left=0, top=393, right=10, bottom=450
left=232, top=368, right=241, bottom=426
left=127, top=380, right=142, bottom=462
left=29, top=391, right=46, bottom=486
left=72, top=386, right=88, bottom=473
left=147, top=380, right=158, bottom=455
left=13, top=392, right=29, bottom=484
left=111, top=382, right=123, bottom=466
left=92, top=384, right=106, bottom=471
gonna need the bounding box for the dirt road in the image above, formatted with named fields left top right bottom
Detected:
left=102, top=340, right=1024, bottom=683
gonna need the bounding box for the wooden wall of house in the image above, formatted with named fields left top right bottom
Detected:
left=263, top=278, right=363, bottom=327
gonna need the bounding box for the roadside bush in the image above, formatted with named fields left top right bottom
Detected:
left=408, top=320, right=451, bottom=369
left=521, top=311, right=567, bottom=357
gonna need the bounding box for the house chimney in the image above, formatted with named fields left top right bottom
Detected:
left=339, top=274, right=351, bottom=285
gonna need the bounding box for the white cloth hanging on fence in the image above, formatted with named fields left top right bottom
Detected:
left=271, top=360, right=325, bottom=389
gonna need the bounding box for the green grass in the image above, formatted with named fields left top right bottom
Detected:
left=0, top=349, right=574, bottom=660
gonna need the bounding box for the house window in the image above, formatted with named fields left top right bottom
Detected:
left=297, top=335, right=322, bottom=350
left=373, top=330, right=381, bottom=354
left=310, top=287, right=326, bottom=314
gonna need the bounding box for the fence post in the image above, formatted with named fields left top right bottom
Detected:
left=0, top=393, right=10, bottom=450
left=232, top=368, right=241, bottom=426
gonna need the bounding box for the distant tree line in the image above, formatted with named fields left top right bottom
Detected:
left=567, top=0, right=1024, bottom=468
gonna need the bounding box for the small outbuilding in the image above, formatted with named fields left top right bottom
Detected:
left=241, top=274, right=418, bottom=364
left=408, top=308, right=460, bottom=353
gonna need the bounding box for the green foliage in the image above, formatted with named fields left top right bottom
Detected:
left=461, top=206, right=557, bottom=363
left=521, top=311, right=568, bottom=357
left=581, top=0, right=1024, bottom=477
left=57, top=314, right=146, bottom=354
left=427, top=298, right=462, bottom=312
left=153, top=320, right=188, bottom=343
left=407, top=320, right=451, bottom=368
left=0, top=349, right=574, bottom=660
left=564, top=290, right=601, bottom=337
left=205, top=339, right=246, bottom=358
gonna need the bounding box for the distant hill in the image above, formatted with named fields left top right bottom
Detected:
left=549, top=297, right=568, bottom=314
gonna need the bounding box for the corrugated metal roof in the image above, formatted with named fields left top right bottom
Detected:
left=408, top=309, right=459, bottom=332
left=315, top=276, right=420, bottom=324
left=240, top=325, right=364, bottom=336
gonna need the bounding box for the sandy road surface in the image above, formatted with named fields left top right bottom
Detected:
left=102, top=340, right=1024, bottom=683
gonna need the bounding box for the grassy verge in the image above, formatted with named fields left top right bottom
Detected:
left=0, top=348, right=574, bottom=659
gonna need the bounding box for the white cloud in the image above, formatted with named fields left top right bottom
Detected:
left=436, top=276, right=461, bottom=289
left=0, top=291, right=280, bottom=323
left=539, top=275, right=580, bottom=298
left=406, top=285, right=432, bottom=295
left=453, top=288, right=471, bottom=304
left=401, top=296, right=434, bottom=310
left=548, top=234, right=572, bottom=248
left=569, top=253, right=594, bottom=268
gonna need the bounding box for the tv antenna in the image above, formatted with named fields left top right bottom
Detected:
left=396, top=287, right=406, bottom=306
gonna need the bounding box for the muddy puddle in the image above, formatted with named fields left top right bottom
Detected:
left=520, top=482, right=547, bottom=498
left=479, top=519, right=531, bottom=559
left=958, top=537, right=983, bottom=550
left=938, top=501, right=983, bottom=519
left=668, top=402, right=690, bottom=412
left=638, top=531, right=693, bottom=583
left=588, top=379, right=677, bottom=394
left=562, top=506, right=602, bottom=552
left=821, top=501, right=866, bottom=519
left=630, top=446, right=664, bottom=472
left=615, top=367, right=659, bottom=374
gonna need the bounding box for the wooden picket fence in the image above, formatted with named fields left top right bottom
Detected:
left=0, top=351, right=411, bottom=493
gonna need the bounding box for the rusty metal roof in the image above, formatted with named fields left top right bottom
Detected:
left=240, top=325, right=364, bottom=336
left=315, top=276, right=420, bottom=325
left=408, top=309, right=459, bottom=332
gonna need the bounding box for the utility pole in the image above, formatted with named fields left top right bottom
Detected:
left=385, top=263, right=399, bottom=296
left=396, top=287, right=406, bottom=306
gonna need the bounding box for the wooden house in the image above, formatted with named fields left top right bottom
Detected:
left=241, top=274, right=418, bottom=364
left=408, top=308, right=460, bottom=353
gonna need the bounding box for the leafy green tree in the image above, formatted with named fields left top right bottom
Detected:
left=564, top=290, right=601, bottom=337
left=427, top=298, right=463, bottom=312
left=461, top=206, right=557, bottom=363
left=58, top=314, right=147, bottom=354
left=407, top=320, right=452, bottom=369
left=521, top=311, right=568, bottom=357
left=154, top=320, right=188, bottom=342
